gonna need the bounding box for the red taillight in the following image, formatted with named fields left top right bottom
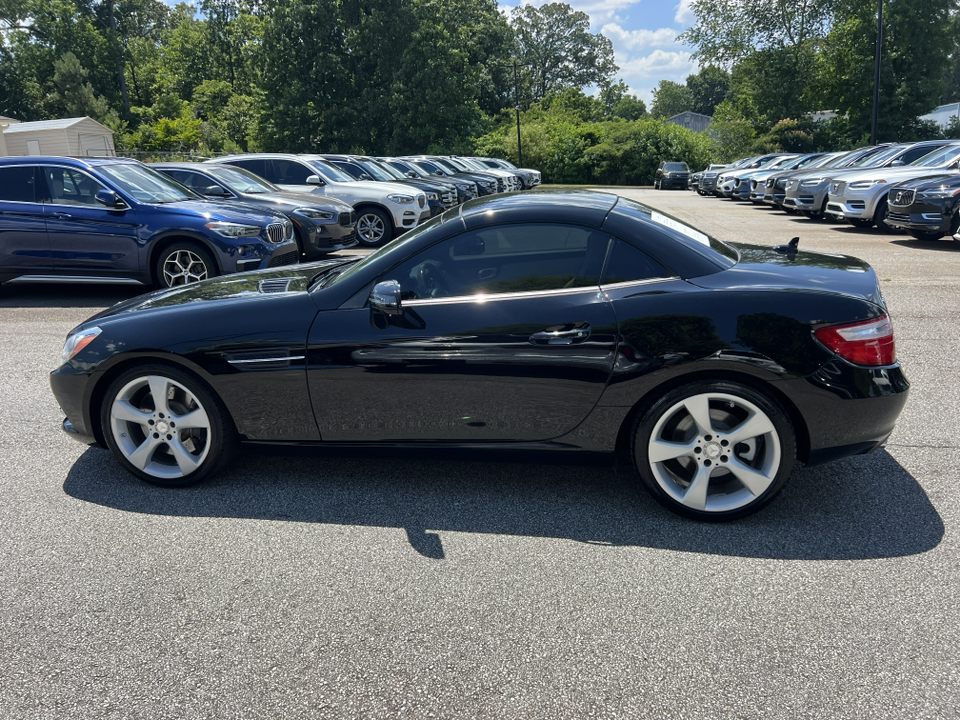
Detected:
left=814, top=315, right=896, bottom=366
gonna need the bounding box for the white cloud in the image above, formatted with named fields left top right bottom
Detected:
left=513, top=0, right=644, bottom=28
left=616, top=50, right=697, bottom=104
left=601, top=23, right=678, bottom=51
left=674, top=0, right=695, bottom=25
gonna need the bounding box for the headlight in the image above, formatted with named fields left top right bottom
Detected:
left=918, top=187, right=960, bottom=199
left=62, top=326, right=101, bottom=364
left=205, top=221, right=261, bottom=237
left=387, top=194, right=414, bottom=204
left=800, top=178, right=827, bottom=187
left=295, top=207, right=335, bottom=220
left=426, top=192, right=438, bottom=201
left=662, top=172, right=671, bottom=177
left=848, top=180, right=886, bottom=189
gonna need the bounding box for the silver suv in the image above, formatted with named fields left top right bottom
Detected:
left=781, top=145, right=892, bottom=218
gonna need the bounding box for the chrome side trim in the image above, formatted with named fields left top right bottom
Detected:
left=403, top=285, right=602, bottom=307
left=227, top=355, right=305, bottom=365
left=6, top=275, right=145, bottom=285
left=600, top=277, right=681, bottom=290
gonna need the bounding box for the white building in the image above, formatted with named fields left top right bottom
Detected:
left=1, top=116, right=116, bottom=157
left=919, top=103, right=960, bottom=129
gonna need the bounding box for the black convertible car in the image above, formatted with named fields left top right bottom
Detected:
left=51, top=191, right=908, bottom=520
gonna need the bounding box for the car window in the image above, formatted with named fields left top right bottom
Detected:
left=899, top=145, right=940, bottom=164
left=663, top=163, right=688, bottom=171
left=272, top=159, right=314, bottom=184
left=0, top=166, right=39, bottom=203
left=227, top=158, right=270, bottom=179
left=162, top=170, right=217, bottom=194
left=378, top=223, right=612, bottom=300
left=601, top=239, right=670, bottom=285
left=42, top=167, right=109, bottom=206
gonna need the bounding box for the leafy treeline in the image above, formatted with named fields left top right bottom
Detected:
left=2, top=0, right=959, bottom=185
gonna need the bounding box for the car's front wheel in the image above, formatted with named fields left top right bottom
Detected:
left=156, top=242, right=217, bottom=288
left=101, top=364, right=237, bottom=487
left=632, top=381, right=796, bottom=521
left=356, top=207, right=393, bottom=247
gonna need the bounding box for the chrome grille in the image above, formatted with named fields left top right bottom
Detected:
left=889, top=189, right=915, bottom=207
left=417, top=195, right=425, bottom=208
left=776, top=178, right=787, bottom=189
left=441, top=190, right=456, bottom=207
left=885, top=211, right=911, bottom=223
left=766, top=178, right=775, bottom=188
left=266, top=223, right=286, bottom=244
left=751, top=180, right=759, bottom=190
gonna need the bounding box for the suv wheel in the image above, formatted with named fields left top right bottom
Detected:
left=357, top=208, right=393, bottom=247
left=156, top=243, right=217, bottom=288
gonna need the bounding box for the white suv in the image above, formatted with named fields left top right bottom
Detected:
left=208, top=154, right=428, bottom=246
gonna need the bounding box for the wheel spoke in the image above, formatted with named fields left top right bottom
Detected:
left=649, top=437, right=698, bottom=463
left=112, top=399, right=151, bottom=425
left=147, top=376, right=171, bottom=415
left=682, top=395, right=714, bottom=435
left=681, top=464, right=713, bottom=510
left=174, top=406, right=210, bottom=432
left=127, top=435, right=162, bottom=471
left=725, top=411, right=775, bottom=446
left=168, top=438, right=201, bottom=474
left=726, top=457, right=775, bottom=496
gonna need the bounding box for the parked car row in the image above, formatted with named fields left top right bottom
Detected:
left=0, top=152, right=540, bottom=288
left=689, top=139, right=960, bottom=241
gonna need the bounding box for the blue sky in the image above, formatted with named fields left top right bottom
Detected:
left=499, top=0, right=698, bottom=107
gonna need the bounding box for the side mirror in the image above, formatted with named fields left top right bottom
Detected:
left=360, top=173, right=374, bottom=181
left=306, top=175, right=325, bottom=186
left=203, top=184, right=229, bottom=197
left=369, top=280, right=402, bottom=316
left=890, top=160, right=905, bottom=167
left=406, top=172, right=418, bottom=178
left=95, top=189, right=125, bottom=208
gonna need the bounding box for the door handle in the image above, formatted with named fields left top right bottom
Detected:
left=529, top=323, right=591, bottom=345
left=53, top=212, right=72, bottom=220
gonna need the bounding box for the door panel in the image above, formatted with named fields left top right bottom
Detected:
left=0, top=165, right=50, bottom=276
left=307, top=289, right=618, bottom=442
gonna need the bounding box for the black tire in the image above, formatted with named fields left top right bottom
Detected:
left=872, top=198, right=892, bottom=234
left=100, top=363, right=238, bottom=488
left=849, top=218, right=874, bottom=229
left=631, top=380, right=796, bottom=521
left=908, top=230, right=943, bottom=241
left=356, top=207, right=394, bottom=247
left=155, top=242, right=218, bottom=288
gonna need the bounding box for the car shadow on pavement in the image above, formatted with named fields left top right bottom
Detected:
left=887, top=238, right=960, bottom=251
left=63, top=445, right=942, bottom=561
left=0, top=283, right=145, bottom=308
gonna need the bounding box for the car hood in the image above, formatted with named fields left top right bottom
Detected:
left=888, top=173, right=960, bottom=191
left=690, top=243, right=884, bottom=308
left=831, top=166, right=959, bottom=183
left=156, top=199, right=287, bottom=224
left=80, top=259, right=349, bottom=326
left=240, top=191, right=354, bottom=212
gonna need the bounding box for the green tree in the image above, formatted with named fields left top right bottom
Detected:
left=52, top=51, right=111, bottom=119
left=600, top=80, right=647, bottom=120
left=686, top=65, right=729, bottom=116
left=510, top=2, right=617, bottom=104
left=650, top=80, right=693, bottom=118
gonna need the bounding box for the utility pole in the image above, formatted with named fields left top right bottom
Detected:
left=870, top=0, right=883, bottom=145
left=514, top=60, right=523, bottom=167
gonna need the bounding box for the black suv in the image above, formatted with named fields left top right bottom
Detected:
left=654, top=162, right=691, bottom=190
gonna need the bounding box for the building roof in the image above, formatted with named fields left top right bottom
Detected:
left=0, top=115, right=19, bottom=124
left=667, top=111, right=713, bottom=122
left=3, top=116, right=110, bottom=133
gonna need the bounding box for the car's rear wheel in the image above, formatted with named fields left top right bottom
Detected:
left=101, top=364, right=237, bottom=488
left=356, top=207, right=393, bottom=247
left=156, top=242, right=217, bottom=288
left=632, top=381, right=796, bottom=521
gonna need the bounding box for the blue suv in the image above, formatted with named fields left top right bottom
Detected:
left=0, top=156, right=300, bottom=288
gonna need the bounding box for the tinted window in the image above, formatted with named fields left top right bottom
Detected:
left=900, top=145, right=940, bottom=164
left=379, top=223, right=611, bottom=299
left=0, top=166, right=38, bottom=202
left=272, top=159, right=313, bottom=184
left=601, top=239, right=670, bottom=285
left=228, top=158, right=270, bottom=179
left=42, top=167, right=109, bottom=206
left=663, top=163, right=688, bottom=171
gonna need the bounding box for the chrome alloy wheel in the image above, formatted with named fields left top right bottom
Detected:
left=162, top=249, right=209, bottom=286
left=109, top=375, right=212, bottom=479
left=357, top=212, right=386, bottom=244
left=646, top=392, right=781, bottom=513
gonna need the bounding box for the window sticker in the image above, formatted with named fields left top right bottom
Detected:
left=650, top=211, right=710, bottom=246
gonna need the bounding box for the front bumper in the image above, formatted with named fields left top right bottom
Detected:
left=885, top=196, right=954, bottom=235
left=783, top=182, right=829, bottom=211
left=659, top=175, right=689, bottom=188
left=825, top=183, right=885, bottom=220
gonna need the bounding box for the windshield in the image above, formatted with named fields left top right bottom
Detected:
left=207, top=165, right=278, bottom=193
left=851, top=145, right=905, bottom=167
left=805, top=153, right=841, bottom=169
left=387, top=159, right=428, bottom=178
left=325, top=214, right=447, bottom=287
left=371, top=160, right=407, bottom=180
left=304, top=158, right=357, bottom=183
left=99, top=163, right=197, bottom=203
left=417, top=159, right=451, bottom=175
left=355, top=159, right=395, bottom=182
left=441, top=157, right=470, bottom=172
left=457, top=157, right=485, bottom=171
left=913, top=144, right=960, bottom=167
left=769, top=156, right=798, bottom=169
left=663, top=162, right=688, bottom=171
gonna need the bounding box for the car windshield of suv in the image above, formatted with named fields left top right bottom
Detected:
left=457, top=158, right=484, bottom=171
left=373, top=160, right=411, bottom=181
left=304, top=158, right=357, bottom=183
left=769, top=156, right=800, bottom=169
left=386, top=159, right=428, bottom=178
left=355, top=160, right=395, bottom=182
left=442, top=157, right=472, bottom=172
left=911, top=144, right=960, bottom=167
left=412, top=159, right=448, bottom=176
left=663, top=163, right=688, bottom=171
left=99, top=163, right=197, bottom=203
left=850, top=145, right=905, bottom=167
left=207, top=165, right=279, bottom=194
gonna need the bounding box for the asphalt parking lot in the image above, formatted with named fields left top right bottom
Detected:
left=1, top=188, right=958, bottom=719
